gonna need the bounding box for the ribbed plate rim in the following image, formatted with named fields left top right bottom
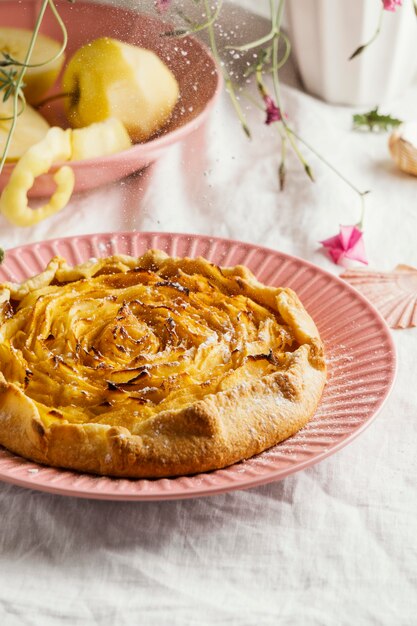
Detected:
left=0, top=231, right=397, bottom=500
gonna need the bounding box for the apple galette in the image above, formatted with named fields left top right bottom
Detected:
left=0, top=250, right=326, bottom=478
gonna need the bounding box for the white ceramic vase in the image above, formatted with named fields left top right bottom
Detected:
left=286, top=0, right=417, bottom=105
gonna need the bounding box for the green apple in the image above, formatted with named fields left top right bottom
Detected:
left=62, top=37, right=180, bottom=143
left=0, top=27, right=65, bottom=104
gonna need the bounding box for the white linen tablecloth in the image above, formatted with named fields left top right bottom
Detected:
left=0, top=3, right=416, bottom=624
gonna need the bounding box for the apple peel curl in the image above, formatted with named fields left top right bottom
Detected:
left=0, top=127, right=74, bottom=227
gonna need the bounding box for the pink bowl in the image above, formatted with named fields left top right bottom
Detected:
left=0, top=0, right=222, bottom=196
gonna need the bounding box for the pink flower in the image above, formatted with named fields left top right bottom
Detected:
left=382, top=0, right=402, bottom=11
left=155, top=0, right=171, bottom=12
left=320, top=225, right=368, bottom=266
left=263, top=95, right=282, bottom=125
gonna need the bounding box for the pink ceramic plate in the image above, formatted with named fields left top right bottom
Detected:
left=0, top=0, right=221, bottom=196
left=0, top=232, right=396, bottom=500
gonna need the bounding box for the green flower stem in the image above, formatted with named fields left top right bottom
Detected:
left=0, top=99, right=26, bottom=122
left=267, top=1, right=314, bottom=180
left=226, top=0, right=277, bottom=51
left=279, top=133, right=287, bottom=191
left=276, top=32, right=291, bottom=70
left=289, top=127, right=369, bottom=226
left=228, top=0, right=286, bottom=60
left=0, top=0, right=49, bottom=174
left=267, top=0, right=368, bottom=216
left=255, top=67, right=286, bottom=137
left=2, top=0, right=67, bottom=70
left=273, top=0, right=285, bottom=28
left=203, top=0, right=250, bottom=137
left=0, top=0, right=67, bottom=174
left=358, top=195, right=366, bottom=230
left=174, top=0, right=224, bottom=38
left=349, top=6, right=384, bottom=60
left=227, top=30, right=276, bottom=52
left=40, top=0, right=68, bottom=66
left=289, top=129, right=367, bottom=197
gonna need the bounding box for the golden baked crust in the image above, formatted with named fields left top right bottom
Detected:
left=0, top=250, right=326, bottom=477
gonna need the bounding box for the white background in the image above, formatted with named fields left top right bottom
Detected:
left=0, top=2, right=416, bottom=624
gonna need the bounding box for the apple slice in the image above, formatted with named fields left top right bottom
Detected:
left=0, top=100, right=50, bottom=162
left=62, top=37, right=180, bottom=143
left=70, top=118, right=132, bottom=161
left=0, top=27, right=65, bottom=105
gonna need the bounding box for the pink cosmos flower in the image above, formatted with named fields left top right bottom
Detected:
left=263, top=95, right=282, bottom=125
left=382, top=0, right=402, bottom=11
left=320, top=225, right=368, bottom=266
left=155, top=0, right=171, bottom=12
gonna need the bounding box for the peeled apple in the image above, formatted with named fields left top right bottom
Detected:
left=70, top=118, right=132, bottom=161
left=62, top=37, right=180, bottom=142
